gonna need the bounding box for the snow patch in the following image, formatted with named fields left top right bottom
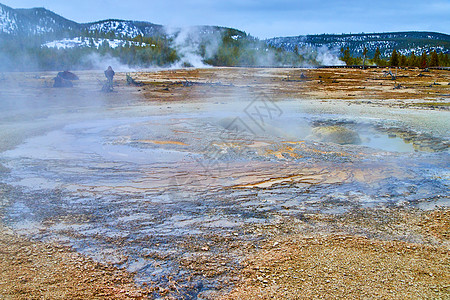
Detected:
left=43, top=37, right=145, bottom=49
left=0, top=5, right=18, bottom=34
left=87, top=20, right=141, bottom=38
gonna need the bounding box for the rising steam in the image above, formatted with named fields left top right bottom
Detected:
left=165, top=26, right=211, bottom=68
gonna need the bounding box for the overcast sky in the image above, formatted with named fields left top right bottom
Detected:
left=2, top=0, right=449, bottom=38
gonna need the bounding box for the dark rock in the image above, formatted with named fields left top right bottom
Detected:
left=53, top=75, right=73, bottom=88
left=126, top=74, right=144, bottom=86
left=57, top=71, right=79, bottom=81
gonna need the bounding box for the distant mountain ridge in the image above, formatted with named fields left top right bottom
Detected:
left=0, top=3, right=234, bottom=40
left=0, top=3, right=79, bottom=36
left=266, top=32, right=450, bottom=57
left=1, top=2, right=449, bottom=63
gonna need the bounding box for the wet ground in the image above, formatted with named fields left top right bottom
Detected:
left=0, top=68, right=449, bottom=298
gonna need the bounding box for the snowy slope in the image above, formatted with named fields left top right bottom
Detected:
left=43, top=37, right=149, bottom=49
left=0, top=3, right=80, bottom=36
left=266, top=32, right=450, bottom=57
left=15, top=7, right=79, bottom=34
left=87, top=20, right=144, bottom=38
left=0, top=3, right=163, bottom=38
left=0, top=3, right=19, bottom=34
left=85, top=19, right=166, bottom=38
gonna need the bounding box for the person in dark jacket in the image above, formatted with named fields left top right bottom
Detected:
left=104, top=66, right=115, bottom=84
left=102, top=66, right=115, bottom=92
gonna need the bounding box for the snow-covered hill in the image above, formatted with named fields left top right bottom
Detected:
left=0, top=3, right=166, bottom=38
left=43, top=37, right=149, bottom=49
left=0, top=3, right=18, bottom=34
left=266, top=32, right=450, bottom=57
left=15, top=6, right=79, bottom=34
left=0, top=3, right=229, bottom=45
left=87, top=20, right=142, bottom=38
left=0, top=3, right=80, bottom=35
left=85, top=19, right=165, bottom=38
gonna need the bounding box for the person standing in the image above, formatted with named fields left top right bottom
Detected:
left=103, top=66, right=115, bottom=92
left=104, top=66, right=115, bottom=85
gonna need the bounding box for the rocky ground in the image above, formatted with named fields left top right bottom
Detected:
left=221, top=208, right=449, bottom=299
left=0, top=208, right=448, bottom=299
left=124, top=67, right=450, bottom=108
left=0, top=224, right=149, bottom=299
left=0, top=67, right=448, bottom=299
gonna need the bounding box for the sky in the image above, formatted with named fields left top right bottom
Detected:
left=2, top=0, right=449, bottom=39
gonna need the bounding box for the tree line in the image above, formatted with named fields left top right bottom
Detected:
left=1, top=30, right=448, bottom=71
left=340, top=46, right=450, bottom=67
left=0, top=30, right=316, bottom=71
left=0, top=34, right=178, bottom=71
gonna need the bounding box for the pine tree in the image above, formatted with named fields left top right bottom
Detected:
left=341, top=47, right=352, bottom=65
left=399, top=55, right=407, bottom=67
left=408, top=51, right=417, bottom=67
left=438, top=52, right=445, bottom=66
left=439, top=53, right=449, bottom=67
left=429, top=50, right=439, bottom=67
left=420, top=51, right=428, bottom=69
left=373, top=47, right=381, bottom=65
left=389, top=49, right=399, bottom=67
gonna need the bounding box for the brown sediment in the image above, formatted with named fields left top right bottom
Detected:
left=124, top=67, right=450, bottom=107
left=281, top=141, right=305, bottom=144
left=416, top=209, right=450, bottom=242
left=136, top=139, right=188, bottom=146
left=222, top=235, right=449, bottom=300
left=221, top=208, right=450, bottom=300
left=230, top=173, right=325, bottom=188
left=263, top=144, right=302, bottom=160
left=0, top=224, right=148, bottom=299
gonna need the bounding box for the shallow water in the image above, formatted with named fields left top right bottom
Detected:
left=0, top=84, right=448, bottom=298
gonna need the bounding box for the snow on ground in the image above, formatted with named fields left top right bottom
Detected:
left=43, top=37, right=148, bottom=49
left=87, top=21, right=141, bottom=38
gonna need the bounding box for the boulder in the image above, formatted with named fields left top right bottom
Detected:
left=53, top=75, right=73, bottom=88
left=57, top=71, right=79, bottom=80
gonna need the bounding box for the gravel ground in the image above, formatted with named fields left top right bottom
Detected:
left=0, top=224, right=149, bottom=299
left=221, top=209, right=449, bottom=300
